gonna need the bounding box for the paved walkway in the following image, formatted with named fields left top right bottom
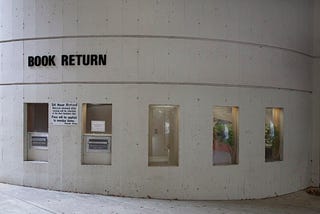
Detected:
left=0, top=183, right=319, bottom=214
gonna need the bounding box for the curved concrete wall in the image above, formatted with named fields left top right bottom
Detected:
left=0, top=0, right=314, bottom=199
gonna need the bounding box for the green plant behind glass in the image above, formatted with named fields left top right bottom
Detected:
left=265, top=122, right=280, bottom=160
left=265, top=123, right=279, bottom=146
left=213, top=121, right=234, bottom=146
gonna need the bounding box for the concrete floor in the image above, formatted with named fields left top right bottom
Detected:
left=0, top=183, right=319, bottom=214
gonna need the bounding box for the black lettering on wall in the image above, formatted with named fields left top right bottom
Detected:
left=28, top=55, right=56, bottom=67
left=83, top=55, right=90, bottom=66
left=98, top=54, right=107, bottom=65
left=28, top=56, right=34, bottom=67
left=69, top=55, right=75, bottom=66
left=75, top=55, right=82, bottom=65
left=91, top=55, right=98, bottom=65
left=48, top=55, right=56, bottom=66
left=42, top=56, right=48, bottom=66
left=34, top=56, right=41, bottom=66
left=61, top=55, right=68, bottom=66
left=27, top=54, right=107, bottom=67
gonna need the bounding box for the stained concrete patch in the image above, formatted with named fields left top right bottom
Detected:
left=306, top=187, right=320, bottom=196
left=0, top=183, right=319, bottom=214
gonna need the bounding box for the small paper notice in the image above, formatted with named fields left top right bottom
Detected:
left=50, top=103, right=78, bottom=125
left=91, top=120, right=105, bottom=132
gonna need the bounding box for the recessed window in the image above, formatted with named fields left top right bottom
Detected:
left=213, top=106, right=239, bottom=165
left=25, top=103, right=48, bottom=162
left=265, top=108, right=283, bottom=162
left=82, top=104, right=112, bottom=165
left=148, top=105, right=179, bottom=166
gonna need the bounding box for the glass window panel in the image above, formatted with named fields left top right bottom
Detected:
left=27, top=103, right=48, bottom=133
left=82, top=103, right=112, bottom=165
left=83, top=104, right=112, bottom=134
left=265, top=108, right=283, bottom=162
left=25, top=103, right=48, bottom=162
left=148, top=105, right=179, bottom=166
left=213, top=106, right=239, bottom=165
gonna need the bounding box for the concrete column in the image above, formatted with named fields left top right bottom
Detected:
left=312, top=0, right=320, bottom=187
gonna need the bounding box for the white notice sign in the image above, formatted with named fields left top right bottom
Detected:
left=50, top=103, right=78, bottom=125
left=91, top=120, right=105, bottom=132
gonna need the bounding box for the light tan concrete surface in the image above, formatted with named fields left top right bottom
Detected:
left=0, top=0, right=315, bottom=200
left=0, top=183, right=319, bottom=214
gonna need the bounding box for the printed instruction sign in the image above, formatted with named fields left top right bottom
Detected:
left=50, top=103, right=78, bottom=125
left=91, top=120, right=105, bottom=132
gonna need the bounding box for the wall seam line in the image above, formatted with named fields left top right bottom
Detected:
left=0, top=35, right=314, bottom=58
left=0, top=81, right=312, bottom=94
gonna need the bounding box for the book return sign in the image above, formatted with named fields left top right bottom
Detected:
left=50, top=103, right=78, bottom=125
